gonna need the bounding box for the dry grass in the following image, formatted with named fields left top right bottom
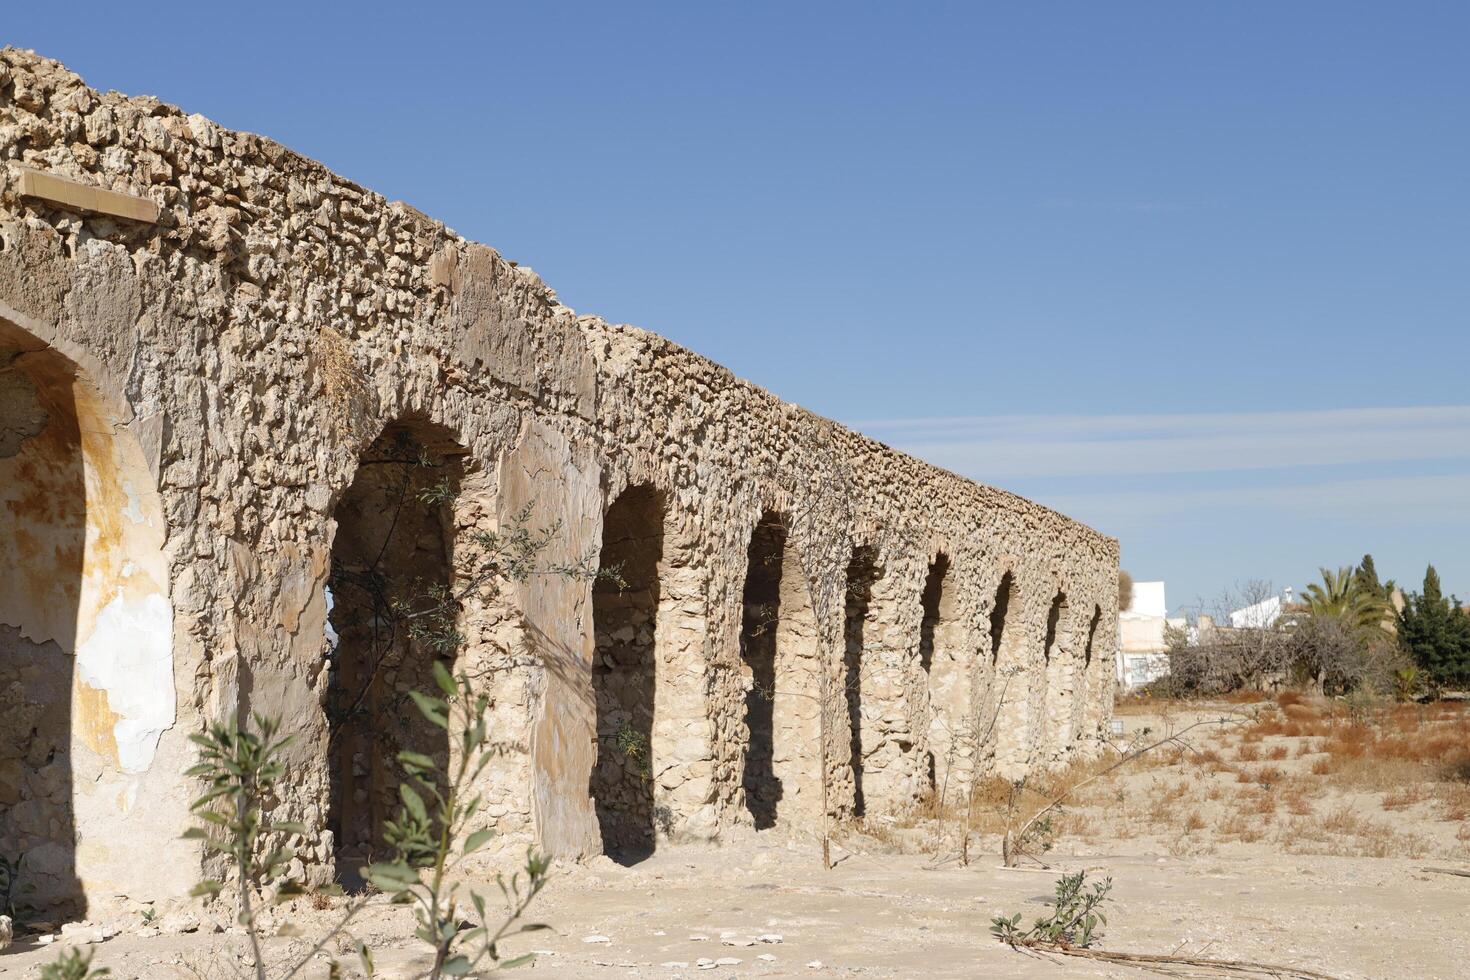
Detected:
left=313, top=325, right=370, bottom=434
left=1381, top=785, right=1430, bottom=810
left=915, top=696, right=1470, bottom=863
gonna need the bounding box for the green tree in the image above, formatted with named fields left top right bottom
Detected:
left=1353, top=554, right=1396, bottom=604
left=1301, top=566, right=1392, bottom=635
left=1398, top=565, right=1470, bottom=688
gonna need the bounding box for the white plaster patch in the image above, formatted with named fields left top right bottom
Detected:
left=120, top=480, right=147, bottom=525
left=75, top=590, right=176, bottom=773
left=323, top=584, right=339, bottom=653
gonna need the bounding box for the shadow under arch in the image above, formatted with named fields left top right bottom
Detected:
left=842, top=544, right=881, bottom=818
left=0, top=314, right=177, bottom=919
left=740, top=510, right=789, bottom=828
left=323, top=415, right=469, bottom=885
left=590, top=482, right=667, bottom=865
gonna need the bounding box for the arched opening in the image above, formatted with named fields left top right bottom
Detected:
left=325, top=420, right=463, bottom=883
left=1043, top=592, right=1066, bottom=663
left=590, top=483, right=665, bottom=864
left=987, top=572, right=1026, bottom=775
left=1, top=318, right=176, bottom=918
left=842, top=545, right=880, bottom=817
left=918, top=555, right=949, bottom=675
left=1039, top=591, right=1069, bottom=760
left=921, top=554, right=967, bottom=791
left=989, top=573, right=1014, bottom=666
left=1071, top=604, right=1104, bottom=743
left=740, top=511, right=787, bottom=829
left=1084, top=604, right=1102, bottom=668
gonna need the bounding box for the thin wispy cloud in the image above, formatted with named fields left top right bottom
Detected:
left=851, top=406, right=1470, bottom=480
left=1044, top=473, right=1470, bottom=529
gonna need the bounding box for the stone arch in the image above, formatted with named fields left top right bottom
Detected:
left=1070, top=603, right=1105, bottom=746
left=1038, top=590, right=1070, bottom=764
left=989, top=572, right=1016, bottom=668
left=0, top=314, right=182, bottom=916
left=841, top=544, right=881, bottom=817
left=735, top=511, right=829, bottom=834
left=921, top=554, right=968, bottom=792
left=738, top=511, right=785, bottom=827
left=987, top=571, right=1033, bottom=777
left=590, top=482, right=667, bottom=864
left=737, top=509, right=822, bottom=828
left=323, top=415, right=472, bottom=882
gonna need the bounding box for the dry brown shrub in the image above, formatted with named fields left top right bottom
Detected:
left=1329, top=755, right=1425, bottom=793
left=1255, top=765, right=1286, bottom=786
left=1285, top=807, right=1433, bottom=859
left=1438, top=749, right=1470, bottom=783
left=1381, top=785, right=1430, bottom=810
left=1283, top=703, right=1320, bottom=724
left=1236, top=743, right=1261, bottom=763
left=1282, top=783, right=1314, bottom=816
left=1216, top=810, right=1265, bottom=842
left=1435, top=783, right=1470, bottom=822
left=1190, top=746, right=1228, bottom=772
left=1264, top=744, right=1289, bottom=761
left=1222, top=689, right=1272, bottom=704
left=849, top=816, right=904, bottom=851
left=1276, top=690, right=1310, bottom=709
left=1242, top=790, right=1276, bottom=816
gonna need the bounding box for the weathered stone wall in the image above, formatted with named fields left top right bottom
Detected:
left=0, top=48, right=1118, bottom=913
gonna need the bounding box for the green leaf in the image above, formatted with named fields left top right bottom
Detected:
left=357, top=941, right=375, bottom=978
left=501, top=953, right=536, bottom=969
left=463, top=828, right=495, bottom=855
left=400, top=783, right=428, bottom=823
left=190, top=880, right=223, bottom=898
left=441, top=955, right=472, bottom=976
left=408, top=691, right=448, bottom=728
left=432, top=660, right=458, bottom=698
left=364, top=861, right=418, bottom=892
left=398, top=750, right=437, bottom=773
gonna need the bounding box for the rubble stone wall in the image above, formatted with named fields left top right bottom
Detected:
left=0, top=48, right=1118, bottom=911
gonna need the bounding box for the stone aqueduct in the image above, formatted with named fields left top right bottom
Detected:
left=0, top=50, right=1119, bottom=914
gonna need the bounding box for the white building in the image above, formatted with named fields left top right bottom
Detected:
left=1116, top=580, right=1184, bottom=689
left=1229, top=593, right=1285, bottom=629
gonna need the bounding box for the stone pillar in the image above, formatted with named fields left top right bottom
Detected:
left=501, top=421, right=603, bottom=862
left=650, top=505, right=720, bottom=841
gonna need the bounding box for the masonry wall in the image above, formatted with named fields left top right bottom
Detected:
left=0, top=48, right=1118, bottom=915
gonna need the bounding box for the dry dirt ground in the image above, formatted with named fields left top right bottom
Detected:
left=3, top=697, right=1468, bottom=979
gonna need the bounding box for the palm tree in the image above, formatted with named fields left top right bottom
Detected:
left=1301, top=566, right=1393, bottom=635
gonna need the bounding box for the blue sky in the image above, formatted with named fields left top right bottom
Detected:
left=11, top=3, right=1468, bottom=612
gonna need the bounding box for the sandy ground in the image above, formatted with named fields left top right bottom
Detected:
left=4, top=699, right=1467, bottom=979
left=3, top=837, right=1467, bottom=979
